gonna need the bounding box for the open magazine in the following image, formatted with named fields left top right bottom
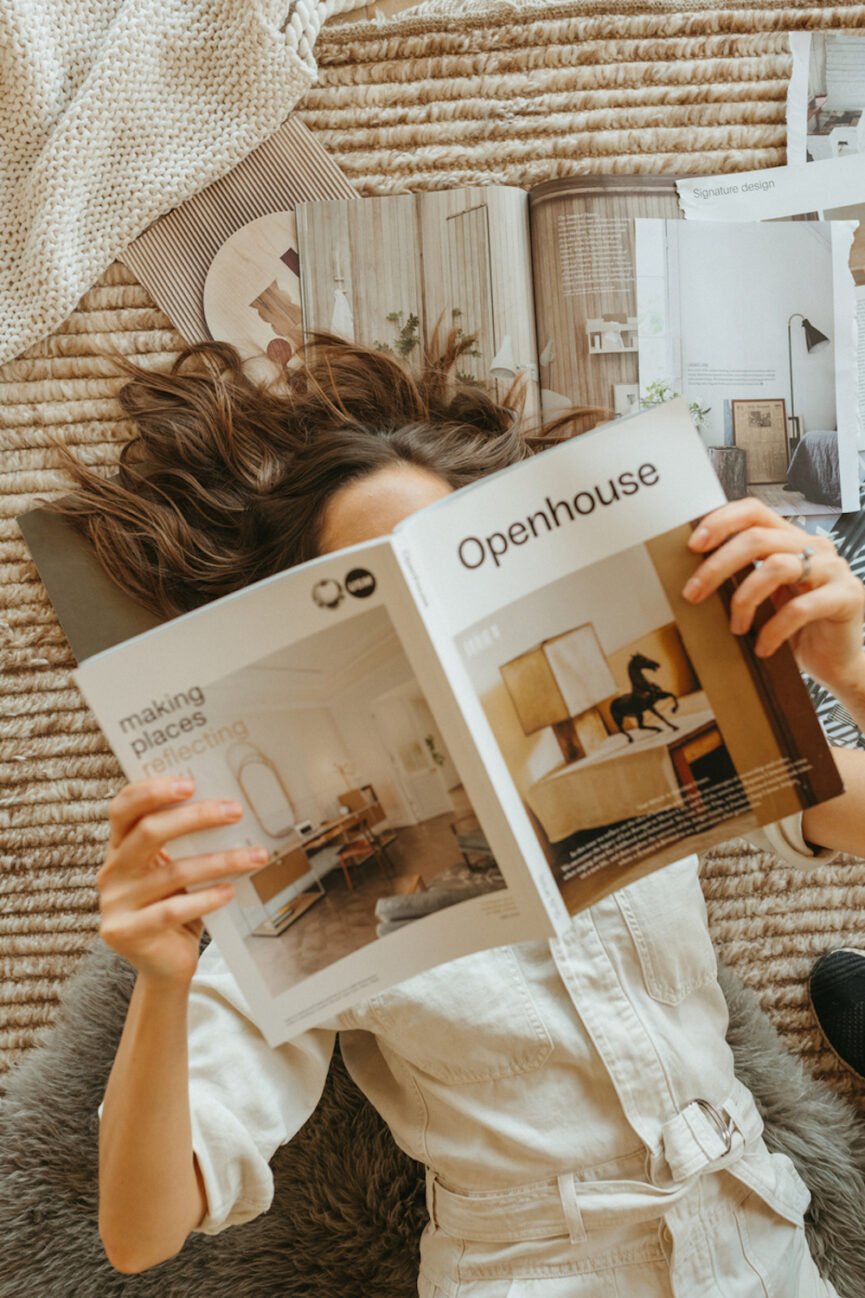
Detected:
left=293, top=178, right=861, bottom=517
left=293, top=175, right=682, bottom=426
left=72, top=401, right=842, bottom=1045
left=17, top=164, right=684, bottom=634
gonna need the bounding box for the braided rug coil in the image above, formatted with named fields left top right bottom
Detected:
left=3, top=0, right=865, bottom=1102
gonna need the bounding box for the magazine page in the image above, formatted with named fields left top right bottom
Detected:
left=394, top=400, right=842, bottom=916
left=676, top=156, right=865, bottom=501
left=526, top=176, right=681, bottom=422
left=798, top=32, right=865, bottom=165
left=73, top=539, right=554, bottom=1045
left=635, top=218, right=860, bottom=516
left=294, top=186, right=541, bottom=417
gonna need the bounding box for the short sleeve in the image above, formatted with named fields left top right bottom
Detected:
left=184, top=941, right=336, bottom=1235
left=746, top=809, right=839, bottom=870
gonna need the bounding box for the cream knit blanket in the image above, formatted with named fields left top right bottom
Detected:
left=0, top=0, right=359, bottom=365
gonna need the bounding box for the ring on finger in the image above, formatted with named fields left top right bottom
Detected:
left=798, top=546, right=816, bottom=585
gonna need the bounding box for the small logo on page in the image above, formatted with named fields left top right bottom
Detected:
left=312, top=579, right=344, bottom=610
left=345, top=568, right=376, bottom=599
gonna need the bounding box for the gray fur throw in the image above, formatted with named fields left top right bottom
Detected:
left=1, top=940, right=864, bottom=1298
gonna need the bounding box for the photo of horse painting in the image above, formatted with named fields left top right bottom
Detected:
left=454, top=530, right=762, bottom=901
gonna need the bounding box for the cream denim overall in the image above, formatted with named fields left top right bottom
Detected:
left=162, top=822, right=839, bottom=1297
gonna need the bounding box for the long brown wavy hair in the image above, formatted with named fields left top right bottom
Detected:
left=48, top=329, right=602, bottom=619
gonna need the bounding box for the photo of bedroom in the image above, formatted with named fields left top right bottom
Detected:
left=202, top=605, right=504, bottom=997
left=635, top=218, right=859, bottom=517
left=455, top=529, right=815, bottom=912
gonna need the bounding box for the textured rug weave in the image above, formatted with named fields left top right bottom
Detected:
left=3, top=0, right=865, bottom=1095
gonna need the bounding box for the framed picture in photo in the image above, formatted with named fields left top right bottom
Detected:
left=731, top=399, right=789, bottom=484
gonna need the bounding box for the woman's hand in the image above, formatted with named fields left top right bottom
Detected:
left=98, top=778, right=267, bottom=987
left=682, top=497, right=865, bottom=695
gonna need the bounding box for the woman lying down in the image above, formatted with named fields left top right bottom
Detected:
left=58, top=332, right=865, bottom=1296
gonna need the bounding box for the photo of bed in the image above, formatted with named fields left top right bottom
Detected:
left=456, top=528, right=816, bottom=909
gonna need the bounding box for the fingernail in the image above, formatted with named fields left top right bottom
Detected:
left=172, top=778, right=194, bottom=796
left=689, top=526, right=710, bottom=549
left=248, top=846, right=268, bottom=863
left=682, top=577, right=702, bottom=601
left=220, top=800, right=243, bottom=819
left=729, top=612, right=746, bottom=635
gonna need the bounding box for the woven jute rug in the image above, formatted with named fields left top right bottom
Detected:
left=4, top=0, right=865, bottom=1100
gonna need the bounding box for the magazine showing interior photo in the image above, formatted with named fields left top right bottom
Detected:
left=295, top=186, right=541, bottom=416
left=395, top=399, right=843, bottom=915
left=73, top=539, right=553, bottom=1045
left=526, top=175, right=681, bottom=419
left=635, top=218, right=860, bottom=516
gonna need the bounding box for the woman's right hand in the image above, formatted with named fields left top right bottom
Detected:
left=98, top=777, right=268, bottom=987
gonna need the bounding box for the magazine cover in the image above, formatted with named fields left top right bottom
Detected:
left=119, top=117, right=357, bottom=351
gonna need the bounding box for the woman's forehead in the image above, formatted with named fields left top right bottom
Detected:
left=317, top=463, right=453, bottom=553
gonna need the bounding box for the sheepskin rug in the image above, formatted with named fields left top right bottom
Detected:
left=1, top=941, right=864, bottom=1298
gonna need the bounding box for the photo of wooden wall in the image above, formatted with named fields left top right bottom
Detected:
left=296, top=186, right=540, bottom=415
left=528, top=176, right=680, bottom=421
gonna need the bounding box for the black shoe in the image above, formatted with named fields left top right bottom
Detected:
left=809, top=949, right=865, bottom=1080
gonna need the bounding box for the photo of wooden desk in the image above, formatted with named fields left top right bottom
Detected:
left=246, top=842, right=325, bottom=938
left=302, top=804, right=382, bottom=853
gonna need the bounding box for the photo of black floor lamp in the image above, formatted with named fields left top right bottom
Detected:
left=786, top=313, right=831, bottom=453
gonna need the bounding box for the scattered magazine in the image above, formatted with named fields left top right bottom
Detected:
left=73, top=401, right=842, bottom=1044
left=634, top=216, right=860, bottom=515
left=118, top=117, right=357, bottom=353
left=294, top=175, right=682, bottom=424
left=786, top=30, right=865, bottom=166
left=675, top=155, right=865, bottom=520
left=24, top=165, right=859, bottom=634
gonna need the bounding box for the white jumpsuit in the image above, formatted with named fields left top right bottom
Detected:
left=180, top=818, right=840, bottom=1298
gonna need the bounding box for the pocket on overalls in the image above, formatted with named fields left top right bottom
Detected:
left=365, top=946, right=553, bottom=1083
left=731, top=1190, right=813, bottom=1298
left=616, top=856, right=717, bottom=1004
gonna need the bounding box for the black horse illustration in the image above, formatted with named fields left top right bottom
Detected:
left=610, top=653, right=680, bottom=744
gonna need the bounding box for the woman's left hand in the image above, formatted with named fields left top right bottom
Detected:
left=683, top=497, right=865, bottom=694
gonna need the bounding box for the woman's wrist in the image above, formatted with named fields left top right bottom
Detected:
left=135, top=965, right=197, bottom=1000
left=824, top=651, right=865, bottom=732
